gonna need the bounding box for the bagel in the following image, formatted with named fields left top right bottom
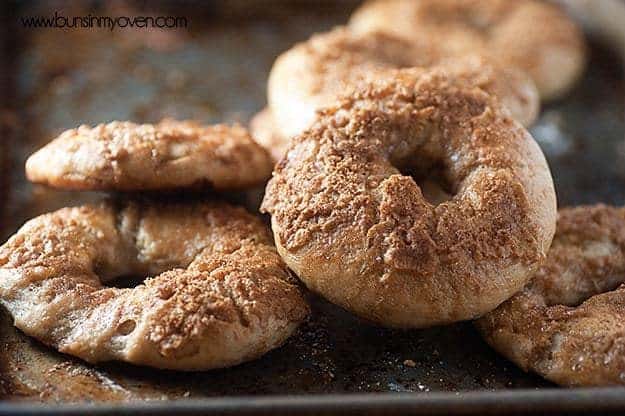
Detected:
left=249, top=108, right=455, bottom=206
left=0, top=200, right=309, bottom=370
left=349, top=0, right=586, bottom=100
left=261, top=67, right=556, bottom=328
left=26, top=119, right=274, bottom=191
left=259, top=27, right=539, bottom=161
left=477, top=205, right=625, bottom=386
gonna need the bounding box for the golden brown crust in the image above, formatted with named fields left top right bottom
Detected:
left=267, top=27, right=539, bottom=160
left=349, top=0, right=586, bottom=100
left=476, top=205, right=625, bottom=386
left=0, top=200, right=309, bottom=370
left=25, top=119, right=274, bottom=191
left=261, top=67, right=556, bottom=328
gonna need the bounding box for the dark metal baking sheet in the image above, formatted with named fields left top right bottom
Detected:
left=0, top=0, right=624, bottom=414
left=3, top=389, right=625, bottom=416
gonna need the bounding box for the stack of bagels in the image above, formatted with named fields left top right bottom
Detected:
left=1, top=120, right=309, bottom=371
left=2, top=0, right=624, bottom=388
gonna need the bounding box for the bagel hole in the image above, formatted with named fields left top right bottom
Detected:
left=107, top=274, right=146, bottom=289
left=117, top=320, right=136, bottom=336
left=399, top=163, right=455, bottom=205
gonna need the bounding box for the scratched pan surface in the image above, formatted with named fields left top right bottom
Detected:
left=0, top=0, right=624, bottom=413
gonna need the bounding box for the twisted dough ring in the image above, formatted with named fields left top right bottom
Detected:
left=477, top=205, right=625, bottom=386
left=26, top=119, right=274, bottom=191
left=349, top=0, right=586, bottom=101
left=0, top=200, right=308, bottom=370
left=255, top=27, right=539, bottom=161
left=262, top=68, right=556, bottom=328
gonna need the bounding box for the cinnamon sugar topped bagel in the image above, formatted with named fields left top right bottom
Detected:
left=262, top=67, right=556, bottom=328
left=0, top=200, right=308, bottom=370
left=350, top=0, right=586, bottom=100
left=257, top=27, right=539, bottom=160
left=26, top=119, right=274, bottom=191
left=477, top=205, right=625, bottom=386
